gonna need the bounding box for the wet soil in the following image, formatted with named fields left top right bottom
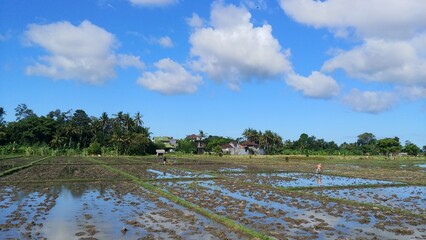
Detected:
left=0, top=181, right=245, bottom=239
left=1, top=155, right=425, bottom=239
left=1, top=162, right=124, bottom=182
left=153, top=179, right=426, bottom=239
left=0, top=156, right=41, bottom=172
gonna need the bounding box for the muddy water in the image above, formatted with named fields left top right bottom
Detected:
left=2, top=156, right=425, bottom=239
left=314, top=186, right=426, bottom=215
left=416, top=164, right=426, bottom=172
left=156, top=179, right=426, bottom=239
left=0, top=182, right=245, bottom=239
left=226, top=172, right=399, bottom=188
left=147, top=168, right=214, bottom=179
left=218, top=167, right=247, bottom=172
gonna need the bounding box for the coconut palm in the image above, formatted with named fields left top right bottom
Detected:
left=50, top=130, right=67, bottom=149
left=243, top=128, right=260, bottom=145
left=133, top=112, right=144, bottom=127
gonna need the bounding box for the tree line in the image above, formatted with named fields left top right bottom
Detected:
left=0, top=104, right=153, bottom=155
left=0, top=105, right=424, bottom=157
left=241, top=129, right=424, bottom=157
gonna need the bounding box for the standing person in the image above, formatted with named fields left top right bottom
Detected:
left=163, top=155, right=167, bottom=165
left=315, top=163, right=322, bottom=174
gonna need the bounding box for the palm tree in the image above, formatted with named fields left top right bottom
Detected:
left=0, top=107, right=5, bottom=126
left=133, top=112, right=144, bottom=127
left=50, top=130, right=66, bottom=149
left=64, top=122, right=78, bottom=148
left=243, top=128, right=260, bottom=145
left=110, top=133, right=123, bottom=155
left=123, top=113, right=133, bottom=132
left=97, top=112, right=111, bottom=146
left=113, top=111, right=124, bottom=131
left=261, top=130, right=274, bottom=154
left=100, top=112, right=110, bottom=131
left=199, top=130, right=206, bottom=140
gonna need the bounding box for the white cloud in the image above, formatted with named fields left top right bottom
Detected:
left=322, top=36, right=426, bottom=86
left=137, top=58, right=202, bottom=95
left=129, top=0, right=177, bottom=7
left=24, top=20, right=144, bottom=84
left=187, top=13, right=204, bottom=28
left=158, top=36, right=174, bottom=48
left=343, top=89, right=398, bottom=113
left=286, top=71, right=339, bottom=99
left=189, top=1, right=292, bottom=90
left=280, top=0, right=426, bottom=112
left=397, top=86, right=426, bottom=100
left=136, top=35, right=175, bottom=48
left=116, top=54, right=145, bottom=70
left=279, top=0, right=426, bottom=39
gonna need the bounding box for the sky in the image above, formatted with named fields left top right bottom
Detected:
left=0, top=0, right=425, bottom=147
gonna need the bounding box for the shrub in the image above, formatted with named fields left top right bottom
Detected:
left=87, top=142, right=102, bottom=155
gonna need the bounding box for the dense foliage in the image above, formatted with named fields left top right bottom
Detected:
left=0, top=105, right=424, bottom=157
left=0, top=105, right=154, bottom=155
left=242, top=129, right=424, bottom=157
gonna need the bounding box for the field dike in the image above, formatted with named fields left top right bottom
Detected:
left=0, top=156, right=52, bottom=177
left=85, top=156, right=275, bottom=240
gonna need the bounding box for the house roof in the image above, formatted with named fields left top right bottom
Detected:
left=153, top=136, right=172, bottom=142
left=221, top=143, right=234, bottom=149
left=186, top=134, right=200, bottom=140
left=164, top=143, right=176, bottom=149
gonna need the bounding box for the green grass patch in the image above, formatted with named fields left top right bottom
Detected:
left=0, top=155, right=27, bottom=161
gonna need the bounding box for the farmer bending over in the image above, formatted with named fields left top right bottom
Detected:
left=315, top=163, right=322, bottom=174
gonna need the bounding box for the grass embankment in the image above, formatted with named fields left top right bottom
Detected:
left=0, top=155, right=27, bottom=161
left=85, top=156, right=274, bottom=240
left=0, top=156, right=52, bottom=177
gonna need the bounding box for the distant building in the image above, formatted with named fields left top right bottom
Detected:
left=153, top=136, right=177, bottom=153
left=156, top=149, right=166, bottom=156
left=221, top=141, right=264, bottom=155
left=186, top=134, right=205, bottom=154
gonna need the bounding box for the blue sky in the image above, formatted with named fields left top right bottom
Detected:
left=1, top=0, right=425, bottom=146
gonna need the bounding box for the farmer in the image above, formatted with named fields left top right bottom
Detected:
left=163, top=155, right=167, bottom=165
left=315, top=163, right=322, bottom=174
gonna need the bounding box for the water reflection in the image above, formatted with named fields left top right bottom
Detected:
left=228, top=172, right=400, bottom=188
left=147, top=168, right=213, bottom=179
left=316, top=175, right=322, bottom=185
left=315, top=186, right=426, bottom=215
left=1, top=182, right=242, bottom=239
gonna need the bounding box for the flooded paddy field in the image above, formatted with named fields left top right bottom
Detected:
left=111, top=164, right=214, bottom=180
left=1, top=155, right=425, bottom=239
left=154, top=179, right=426, bottom=239
left=224, top=172, right=399, bottom=188
left=313, top=186, right=426, bottom=215
left=0, top=182, right=244, bottom=239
